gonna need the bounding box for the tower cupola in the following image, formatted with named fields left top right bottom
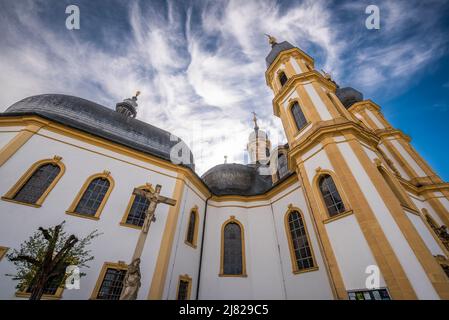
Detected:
left=116, top=91, right=140, bottom=118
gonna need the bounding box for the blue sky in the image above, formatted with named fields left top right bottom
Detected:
left=0, top=0, right=448, bottom=178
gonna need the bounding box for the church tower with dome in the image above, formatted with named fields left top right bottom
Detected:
left=0, top=38, right=449, bottom=300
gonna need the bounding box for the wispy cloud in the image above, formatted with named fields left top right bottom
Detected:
left=0, top=0, right=448, bottom=174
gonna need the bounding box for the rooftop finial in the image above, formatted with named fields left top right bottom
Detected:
left=264, top=34, right=277, bottom=47
left=224, top=155, right=228, bottom=164
left=133, top=91, right=141, bottom=100
left=252, top=111, right=259, bottom=131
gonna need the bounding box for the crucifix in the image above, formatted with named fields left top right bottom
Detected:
left=120, top=183, right=177, bottom=300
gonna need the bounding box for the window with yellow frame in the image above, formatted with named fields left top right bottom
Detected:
left=284, top=206, right=318, bottom=274
left=2, top=156, right=65, bottom=208
left=90, top=261, right=127, bottom=300
left=66, top=171, right=114, bottom=220
left=185, top=206, right=199, bottom=248
left=120, top=184, right=154, bottom=229
left=176, top=274, right=192, bottom=300
left=16, top=270, right=65, bottom=300
left=220, top=216, right=247, bottom=277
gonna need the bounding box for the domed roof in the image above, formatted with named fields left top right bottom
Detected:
left=335, top=87, right=363, bottom=109
left=2, top=94, right=194, bottom=169
left=265, top=41, right=296, bottom=67
left=201, top=163, right=273, bottom=196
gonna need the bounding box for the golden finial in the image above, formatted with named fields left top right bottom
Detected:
left=264, top=34, right=277, bottom=46
left=135, top=90, right=141, bottom=97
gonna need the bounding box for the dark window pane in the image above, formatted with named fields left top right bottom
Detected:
left=74, top=178, right=110, bottom=216
left=291, top=102, right=308, bottom=131
left=126, top=192, right=149, bottom=227
left=177, top=280, right=190, bottom=300
left=223, top=222, right=243, bottom=275
left=319, top=175, right=346, bottom=217
left=14, top=164, right=60, bottom=204
left=96, top=268, right=126, bottom=300
left=186, top=211, right=196, bottom=244
left=288, top=211, right=314, bottom=270
left=279, top=72, right=288, bottom=86
left=278, top=153, right=289, bottom=179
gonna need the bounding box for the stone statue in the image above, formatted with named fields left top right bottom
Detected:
left=119, top=258, right=141, bottom=300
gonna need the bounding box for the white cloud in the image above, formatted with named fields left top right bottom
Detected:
left=0, top=0, right=447, bottom=175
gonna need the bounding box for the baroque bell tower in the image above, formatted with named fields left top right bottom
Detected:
left=264, top=35, right=449, bottom=300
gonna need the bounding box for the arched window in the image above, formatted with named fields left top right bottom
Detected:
left=185, top=207, right=199, bottom=247
left=285, top=209, right=315, bottom=273
left=279, top=71, right=288, bottom=87
left=3, top=157, right=65, bottom=206
left=277, top=153, right=289, bottom=180
left=67, top=172, right=114, bottom=219
left=221, top=217, right=246, bottom=276
left=291, top=102, right=308, bottom=131
left=121, top=186, right=151, bottom=228
left=319, top=174, right=346, bottom=217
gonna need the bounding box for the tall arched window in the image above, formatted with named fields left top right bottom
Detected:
left=277, top=152, right=288, bottom=180
left=3, top=157, right=65, bottom=206
left=221, top=217, right=246, bottom=276
left=67, top=172, right=114, bottom=219
left=185, top=207, right=199, bottom=248
left=291, top=102, right=308, bottom=131
left=319, top=174, right=346, bottom=217
left=285, top=209, right=315, bottom=273
left=279, top=71, right=288, bottom=87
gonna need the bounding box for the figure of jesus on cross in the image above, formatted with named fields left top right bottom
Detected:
left=120, top=183, right=177, bottom=300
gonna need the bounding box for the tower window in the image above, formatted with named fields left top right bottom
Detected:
left=278, top=153, right=289, bottom=179
left=286, top=210, right=315, bottom=272
left=279, top=72, right=288, bottom=87
left=319, top=174, right=346, bottom=217
left=291, top=102, right=308, bottom=131
left=221, top=218, right=246, bottom=276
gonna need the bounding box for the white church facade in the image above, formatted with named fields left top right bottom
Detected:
left=0, top=39, right=449, bottom=300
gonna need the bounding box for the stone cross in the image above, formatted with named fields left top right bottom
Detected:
left=120, top=183, right=177, bottom=300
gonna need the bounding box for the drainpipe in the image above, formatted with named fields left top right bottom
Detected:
left=196, top=195, right=212, bottom=300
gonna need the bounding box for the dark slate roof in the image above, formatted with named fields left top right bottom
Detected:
left=265, top=41, right=296, bottom=67
left=335, top=87, right=364, bottom=109
left=201, top=163, right=275, bottom=196
left=2, top=94, right=194, bottom=170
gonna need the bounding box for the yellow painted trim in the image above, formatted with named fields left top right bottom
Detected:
left=148, top=173, right=186, bottom=299
left=176, top=274, right=192, bottom=300
left=0, top=246, right=8, bottom=261
left=16, top=287, right=64, bottom=300
left=219, top=216, right=247, bottom=277
left=90, top=261, right=128, bottom=300
left=184, top=206, right=199, bottom=249
left=2, top=156, right=65, bottom=207
left=322, top=210, right=354, bottom=224
left=284, top=206, right=318, bottom=274
left=66, top=171, right=114, bottom=220
left=0, top=123, right=45, bottom=167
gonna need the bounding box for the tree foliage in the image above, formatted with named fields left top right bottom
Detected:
left=6, top=221, right=100, bottom=299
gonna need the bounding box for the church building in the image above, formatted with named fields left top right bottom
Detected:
left=0, top=38, right=449, bottom=300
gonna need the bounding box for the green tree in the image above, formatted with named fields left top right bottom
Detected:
left=6, top=221, right=100, bottom=300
